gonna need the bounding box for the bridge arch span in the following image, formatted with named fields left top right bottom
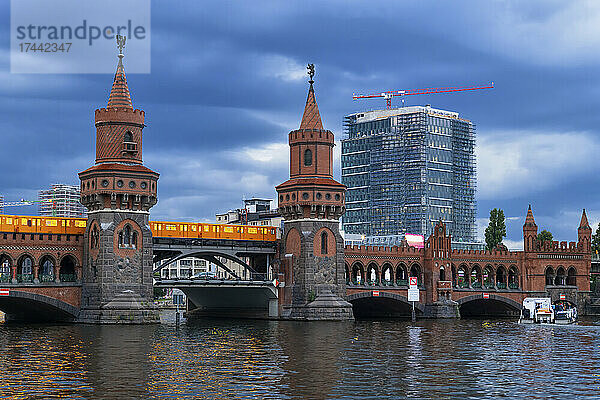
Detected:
left=347, top=291, right=424, bottom=318
left=457, top=293, right=521, bottom=318
left=0, top=290, right=79, bottom=322
left=153, top=250, right=259, bottom=279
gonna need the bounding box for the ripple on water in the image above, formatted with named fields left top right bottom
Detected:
left=0, top=316, right=599, bottom=399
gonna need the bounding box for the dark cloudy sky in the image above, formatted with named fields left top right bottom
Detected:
left=1, top=1, right=599, bottom=249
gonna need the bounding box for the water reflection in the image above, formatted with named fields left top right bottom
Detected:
left=0, top=315, right=599, bottom=399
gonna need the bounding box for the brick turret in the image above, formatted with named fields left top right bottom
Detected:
left=77, top=36, right=159, bottom=324
left=578, top=209, right=592, bottom=252
left=276, top=74, right=345, bottom=221
left=276, top=65, right=352, bottom=320
left=523, top=205, right=538, bottom=252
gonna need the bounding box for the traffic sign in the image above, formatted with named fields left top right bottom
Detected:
left=272, top=278, right=279, bottom=287
left=483, top=293, right=489, bottom=299
left=409, top=277, right=418, bottom=288
left=408, top=288, right=419, bottom=302
left=372, top=290, right=380, bottom=297
left=0, top=289, right=9, bottom=296
left=560, top=294, right=566, bottom=300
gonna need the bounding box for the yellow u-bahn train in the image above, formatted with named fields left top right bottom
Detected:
left=0, top=215, right=277, bottom=242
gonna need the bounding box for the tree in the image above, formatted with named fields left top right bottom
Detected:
left=537, top=230, right=553, bottom=244
left=485, top=208, right=506, bottom=251
left=592, top=223, right=600, bottom=255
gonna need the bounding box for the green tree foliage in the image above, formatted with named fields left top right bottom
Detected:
left=592, top=223, right=600, bottom=255
left=485, top=208, right=506, bottom=251
left=537, top=230, right=553, bottom=244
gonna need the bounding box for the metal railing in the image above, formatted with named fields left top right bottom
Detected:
left=40, top=274, right=55, bottom=283
left=17, top=274, right=33, bottom=283
left=59, top=274, right=76, bottom=283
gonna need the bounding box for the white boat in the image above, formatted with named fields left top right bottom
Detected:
left=519, top=297, right=577, bottom=324
left=554, top=301, right=577, bottom=324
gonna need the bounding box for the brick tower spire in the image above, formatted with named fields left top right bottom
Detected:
left=78, top=35, right=159, bottom=324
left=276, top=64, right=353, bottom=320
left=578, top=209, right=592, bottom=251
left=523, top=204, right=538, bottom=252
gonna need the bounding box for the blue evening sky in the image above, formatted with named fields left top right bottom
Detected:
left=1, top=1, right=599, bottom=249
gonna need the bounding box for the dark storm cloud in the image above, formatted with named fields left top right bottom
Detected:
left=1, top=0, right=600, bottom=245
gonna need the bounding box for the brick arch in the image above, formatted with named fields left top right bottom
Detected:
left=0, top=290, right=79, bottom=322
left=347, top=291, right=425, bottom=313
left=456, top=293, right=521, bottom=311
left=366, top=261, right=380, bottom=284
left=284, top=227, right=301, bottom=256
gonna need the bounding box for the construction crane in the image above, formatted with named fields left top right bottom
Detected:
left=353, top=82, right=494, bottom=109
left=0, top=199, right=52, bottom=208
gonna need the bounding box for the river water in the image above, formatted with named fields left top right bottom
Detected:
left=0, top=312, right=599, bottom=399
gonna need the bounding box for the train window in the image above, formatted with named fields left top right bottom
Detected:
left=191, top=226, right=196, bottom=231
left=27, top=220, right=32, bottom=227
left=6, top=218, right=12, bottom=224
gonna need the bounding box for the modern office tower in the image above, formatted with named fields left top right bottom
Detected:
left=342, top=105, right=476, bottom=242
left=38, top=184, right=87, bottom=218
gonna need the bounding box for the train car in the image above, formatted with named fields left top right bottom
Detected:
left=0, top=215, right=86, bottom=235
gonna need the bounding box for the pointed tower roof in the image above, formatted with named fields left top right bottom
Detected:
left=299, top=67, right=323, bottom=130
left=107, top=43, right=133, bottom=109
left=579, top=209, right=591, bottom=229
left=524, top=204, right=537, bottom=227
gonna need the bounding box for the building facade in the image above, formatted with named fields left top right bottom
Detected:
left=0, top=195, right=3, bottom=215
left=342, top=106, right=476, bottom=242
left=39, top=184, right=87, bottom=218
left=344, top=206, right=592, bottom=317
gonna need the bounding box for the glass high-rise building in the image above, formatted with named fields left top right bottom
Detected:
left=341, top=105, right=476, bottom=242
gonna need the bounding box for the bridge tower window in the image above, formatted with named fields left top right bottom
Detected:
left=91, top=225, right=99, bottom=248
left=304, top=149, right=312, bottom=166
left=123, top=131, right=137, bottom=153
left=118, top=224, right=137, bottom=249
left=439, top=266, right=445, bottom=281
left=321, top=231, right=328, bottom=254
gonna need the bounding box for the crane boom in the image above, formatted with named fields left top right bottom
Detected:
left=353, top=82, right=494, bottom=109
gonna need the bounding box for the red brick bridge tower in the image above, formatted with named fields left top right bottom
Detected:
left=276, top=64, right=353, bottom=320
left=78, top=36, right=159, bottom=323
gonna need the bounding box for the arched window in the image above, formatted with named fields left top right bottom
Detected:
left=304, top=149, right=312, bottom=166
left=118, top=224, right=138, bottom=249
left=123, top=225, right=131, bottom=246
left=20, top=257, right=33, bottom=275
left=41, top=258, right=54, bottom=276
left=567, top=267, right=576, bottom=286
left=555, top=267, right=566, bottom=286
left=545, top=267, right=554, bottom=286
left=91, top=225, right=99, bottom=248
left=0, top=257, right=10, bottom=276
left=321, top=231, right=327, bottom=254
left=123, top=131, right=137, bottom=152
left=439, top=266, right=446, bottom=281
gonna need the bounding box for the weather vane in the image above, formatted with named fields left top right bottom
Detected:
left=307, top=63, right=315, bottom=84
left=116, top=35, right=126, bottom=56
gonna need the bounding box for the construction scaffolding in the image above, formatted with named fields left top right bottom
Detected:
left=38, top=184, right=87, bottom=218
left=341, top=106, right=476, bottom=241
